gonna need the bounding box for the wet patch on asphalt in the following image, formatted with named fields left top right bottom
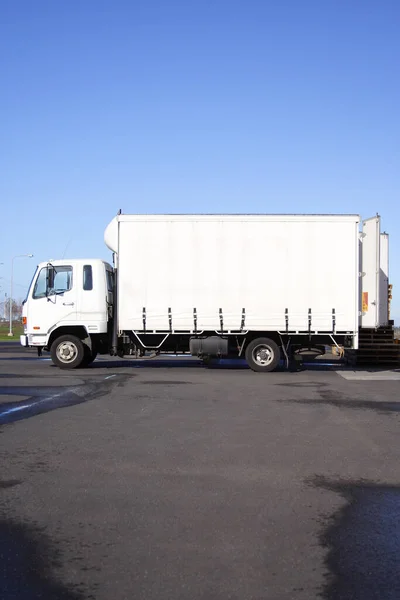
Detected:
left=275, top=381, right=330, bottom=388
left=312, top=476, right=400, bottom=600
left=299, top=397, right=400, bottom=413
left=0, top=373, right=34, bottom=379
left=0, top=375, right=130, bottom=425
left=140, top=380, right=192, bottom=385
left=280, top=383, right=400, bottom=414
left=0, top=518, right=90, bottom=600
left=0, top=480, right=22, bottom=490
left=0, top=386, right=82, bottom=397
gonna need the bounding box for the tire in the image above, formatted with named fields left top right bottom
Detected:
left=81, top=345, right=98, bottom=367
left=51, top=335, right=85, bottom=369
left=245, top=337, right=280, bottom=373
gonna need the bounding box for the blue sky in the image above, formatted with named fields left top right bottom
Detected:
left=1, top=0, right=399, bottom=322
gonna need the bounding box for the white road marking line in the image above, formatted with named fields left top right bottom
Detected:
left=337, top=371, right=400, bottom=381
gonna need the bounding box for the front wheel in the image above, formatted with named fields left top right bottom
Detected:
left=51, top=335, right=85, bottom=369
left=245, top=337, right=280, bottom=372
left=81, top=345, right=98, bottom=367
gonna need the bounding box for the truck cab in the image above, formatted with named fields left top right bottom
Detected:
left=21, top=259, right=114, bottom=367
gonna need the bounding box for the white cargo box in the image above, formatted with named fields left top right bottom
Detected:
left=105, top=214, right=363, bottom=337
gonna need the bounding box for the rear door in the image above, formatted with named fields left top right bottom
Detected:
left=360, top=216, right=380, bottom=327
left=379, top=232, right=389, bottom=325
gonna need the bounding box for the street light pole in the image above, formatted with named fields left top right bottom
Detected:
left=8, top=254, right=33, bottom=337
left=0, top=278, right=3, bottom=320
left=0, top=265, right=3, bottom=321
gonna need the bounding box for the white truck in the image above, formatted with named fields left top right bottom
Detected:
left=20, top=213, right=390, bottom=372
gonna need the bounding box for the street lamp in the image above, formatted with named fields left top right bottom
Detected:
left=8, top=254, right=34, bottom=337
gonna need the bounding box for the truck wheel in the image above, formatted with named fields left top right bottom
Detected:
left=81, top=345, right=98, bottom=367
left=51, top=335, right=85, bottom=369
left=245, top=337, right=280, bottom=372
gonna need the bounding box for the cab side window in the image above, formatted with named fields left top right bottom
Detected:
left=106, top=270, right=114, bottom=292
left=51, top=267, right=73, bottom=294
left=83, top=265, right=93, bottom=291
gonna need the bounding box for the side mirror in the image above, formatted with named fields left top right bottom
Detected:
left=46, top=266, right=56, bottom=297
left=47, top=267, right=55, bottom=290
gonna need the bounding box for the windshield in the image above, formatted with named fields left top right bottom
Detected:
left=24, top=266, right=39, bottom=303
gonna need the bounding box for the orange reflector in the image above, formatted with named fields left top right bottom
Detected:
left=22, top=317, right=27, bottom=325
left=33, top=326, right=40, bottom=330
left=362, top=292, right=368, bottom=312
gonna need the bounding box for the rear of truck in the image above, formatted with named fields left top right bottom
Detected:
left=354, top=216, right=397, bottom=367
left=360, top=215, right=390, bottom=329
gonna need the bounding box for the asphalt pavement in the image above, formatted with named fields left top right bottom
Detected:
left=1, top=341, right=400, bottom=600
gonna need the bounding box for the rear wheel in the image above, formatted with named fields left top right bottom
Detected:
left=245, top=337, right=280, bottom=372
left=51, top=335, right=85, bottom=369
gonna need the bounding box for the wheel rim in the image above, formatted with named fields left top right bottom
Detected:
left=56, top=341, right=78, bottom=364
left=252, top=344, right=274, bottom=366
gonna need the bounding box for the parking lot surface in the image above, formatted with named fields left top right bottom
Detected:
left=1, top=341, right=400, bottom=600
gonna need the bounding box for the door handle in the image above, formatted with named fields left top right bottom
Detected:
left=63, top=302, right=75, bottom=306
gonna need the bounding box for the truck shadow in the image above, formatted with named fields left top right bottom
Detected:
left=87, top=358, right=251, bottom=370
left=84, top=357, right=347, bottom=372
left=0, top=343, right=36, bottom=355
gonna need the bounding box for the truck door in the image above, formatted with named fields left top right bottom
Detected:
left=360, top=216, right=380, bottom=328
left=379, top=232, right=389, bottom=325
left=27, top=264, right=77, bottom=342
